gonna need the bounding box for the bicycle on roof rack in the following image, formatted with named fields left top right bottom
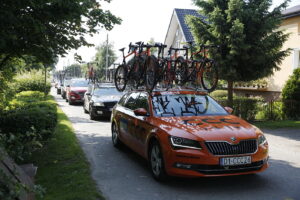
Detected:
left=114, top=42, right=160, bottom=92
left=183, top=42, right=219, bottom=92
left=145, top=43, right=188, bottom=92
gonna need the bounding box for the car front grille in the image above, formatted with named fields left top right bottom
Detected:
left=205, top=139, right=257, bottom=156
left=195, top=160, right=264, bottom=175
left=78, top=92, right=85, bottom=98
left=104, top=101, right=117, bottom=108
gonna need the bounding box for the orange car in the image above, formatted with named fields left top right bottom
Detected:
left=111, top=90, right=269, bottom=180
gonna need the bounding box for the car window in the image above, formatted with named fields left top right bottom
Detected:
left=135, top=92, right=149, bottom=112
left=152, top=94, right=228, bottom=117
left=93, top=87, right=122, bottom=96
left=70, top=79, right=89, bottom=87
left=124, top=92, right=140, bottom=110
left=118, top=93, right=130, bottom=106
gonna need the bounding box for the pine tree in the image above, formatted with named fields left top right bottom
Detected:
left=186, top=0, right=290, bottom=106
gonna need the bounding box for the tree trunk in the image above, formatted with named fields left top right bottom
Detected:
left=227, top=80, right=234, bottom=107
left=44, top=66, right=47, bottom=97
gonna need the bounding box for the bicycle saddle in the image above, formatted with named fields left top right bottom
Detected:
left=119, top=47, right=125, bottom=51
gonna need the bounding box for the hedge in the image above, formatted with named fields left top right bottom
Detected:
left=0, top=91, right=57, bottom=161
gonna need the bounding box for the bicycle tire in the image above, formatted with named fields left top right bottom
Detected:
left=162, top=61, right=173, bottom=90
left=131, top=57, right=145, bottom=89
left=114, top=64, right=128, bottom=92
left=174, top=56, right=188, bottom=86
left=145, top=55, right=159, bottom=92
left=201, top=60, right=218, bottom=92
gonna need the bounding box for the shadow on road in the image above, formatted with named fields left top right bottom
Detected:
left=263, top=128, right=300, bottom=142
left=79, top=134, right=300, bottom=200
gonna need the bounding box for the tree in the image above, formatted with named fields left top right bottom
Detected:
left=93, top=41, right=117, bottom=80
left=0, top=0, right=121, bottom=67
left=187, top=0, right=290, bottom=106
left=282, top=68, right=300, bottom=119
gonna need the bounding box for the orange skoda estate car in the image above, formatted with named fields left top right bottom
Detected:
left=111, top=90, right=269, bottom=180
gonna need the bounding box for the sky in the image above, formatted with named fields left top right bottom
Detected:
left=55, top=0, right=300, bottom=70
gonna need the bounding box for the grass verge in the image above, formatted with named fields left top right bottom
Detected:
left=253, top=120, right=300, bottom=129
left=28, top=106, right=104, bottom=200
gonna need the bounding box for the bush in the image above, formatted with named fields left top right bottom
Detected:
left=255, top=101, right=285, bottom=120
left=210, top=90, right=228, bottom=99
left=12, top=70, right=51, bottom=94
left=0, top=92, right=57, bottom=161
left=215, top=97, right=261, bottom=121
left=9, top=91, right=46, bottom=108
left=282, top=68, right=300, bottom=119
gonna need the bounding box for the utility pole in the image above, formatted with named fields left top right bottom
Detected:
left=105, top=34, right=109, bottom=81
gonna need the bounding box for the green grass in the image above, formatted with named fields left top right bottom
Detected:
left=253, top=120, right=300, bottom=129
left=29, top=106, right=104, bottom=200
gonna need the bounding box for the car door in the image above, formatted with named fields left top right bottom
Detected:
left=119, top=92, right=140, bottom=151
left=130, top=92, right=152, bottom=157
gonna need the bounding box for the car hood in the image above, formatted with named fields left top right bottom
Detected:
left=92, top=95, right=121, bottom=102
left=155, top=115, right=257, bottom=142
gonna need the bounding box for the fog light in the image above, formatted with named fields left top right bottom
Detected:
left=175, top=163, right=192, bottom=169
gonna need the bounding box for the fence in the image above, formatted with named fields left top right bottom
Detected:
left=215, top=98, right=298, bottom=121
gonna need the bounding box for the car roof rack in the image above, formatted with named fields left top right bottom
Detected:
left=124, top=85, right=208, bottom=94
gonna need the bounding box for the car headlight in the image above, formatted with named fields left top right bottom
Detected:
left=93, top=102, right=104, bottom=106
left=170, top=136, right=202, bottom=150
left=258, top=135, right=267, bottom=146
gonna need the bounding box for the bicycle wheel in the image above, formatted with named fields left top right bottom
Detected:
left=201, top=60, right=218, bottom=92
left=114, top=64, right=128, bottom=92
left=131, top=57, right=145, bottom=89
left=145, top=55, right=159, bottom=92
left=162, top=62, right=173, bottom=90
left=174, top=57, right=188, bottom=86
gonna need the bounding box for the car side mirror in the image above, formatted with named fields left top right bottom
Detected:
left=224, top=107, right=233, bottom=114
left=85, top=92, right=91, bottom=96
left=134, top=108, right=149, bottom=117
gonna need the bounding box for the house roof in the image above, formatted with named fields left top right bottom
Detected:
left=282, top=5, right=300, bottom=19
left=174, top=9, right=205, bottom=42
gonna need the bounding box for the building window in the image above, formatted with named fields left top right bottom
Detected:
left=292, top=49, right=300, bottom=71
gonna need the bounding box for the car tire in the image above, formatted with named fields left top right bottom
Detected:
left=149, top=141, right=168, bottom=181
left=68, top=99, right=73, bottom=105
left=89, top=105, right=96, bottom=120
left=111, top=122, right=122, bottom=148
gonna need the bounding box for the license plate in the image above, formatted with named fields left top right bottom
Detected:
left=109, top=108, right=113, bottom=111
left=220, top=156, right=251, bottom=166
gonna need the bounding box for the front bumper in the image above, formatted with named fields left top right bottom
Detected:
left=91, top=106, right=114, bottom=117
left=162, top=143, right=269, bottom=177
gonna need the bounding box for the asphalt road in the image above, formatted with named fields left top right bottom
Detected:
left=52, top=88, right=300, bottom=200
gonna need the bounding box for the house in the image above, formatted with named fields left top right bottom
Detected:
left=164, top=6, right=300, bottom=100
left=164, top=9, right=204, bottom=49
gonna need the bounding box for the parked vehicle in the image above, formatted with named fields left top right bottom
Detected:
left=111, top=89, right=269, bottom=181
left=66, top=78, right=89, bottom=105
left=83, top=83, right=123, bottom=120
left=61, top=79, right=72, bottom=99
left=55, top=80, right=63, bottom=94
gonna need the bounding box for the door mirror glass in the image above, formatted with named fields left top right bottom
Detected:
left=224, top=107, right=233, bottom=114
left=134, top=108, right=149, bottom=116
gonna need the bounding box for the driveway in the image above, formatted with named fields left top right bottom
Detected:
left=52, top=88, right=300, bottom=200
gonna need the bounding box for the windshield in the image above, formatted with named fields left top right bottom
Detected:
left=152, top=94, right=228, bottom=117
left=70, top=80, right=89, bottom=87
left=93, top=87, right=122, bottom=96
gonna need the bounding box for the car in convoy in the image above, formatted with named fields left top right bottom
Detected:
left=55, top=80, right=63, bottom=94
left=111, top=89, right=269, bottom=180
left=83, top=83, right=123, bottom=120
left=61, top=79, right=72, bottom=99
left=66, top=78, right=89, bottom=105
